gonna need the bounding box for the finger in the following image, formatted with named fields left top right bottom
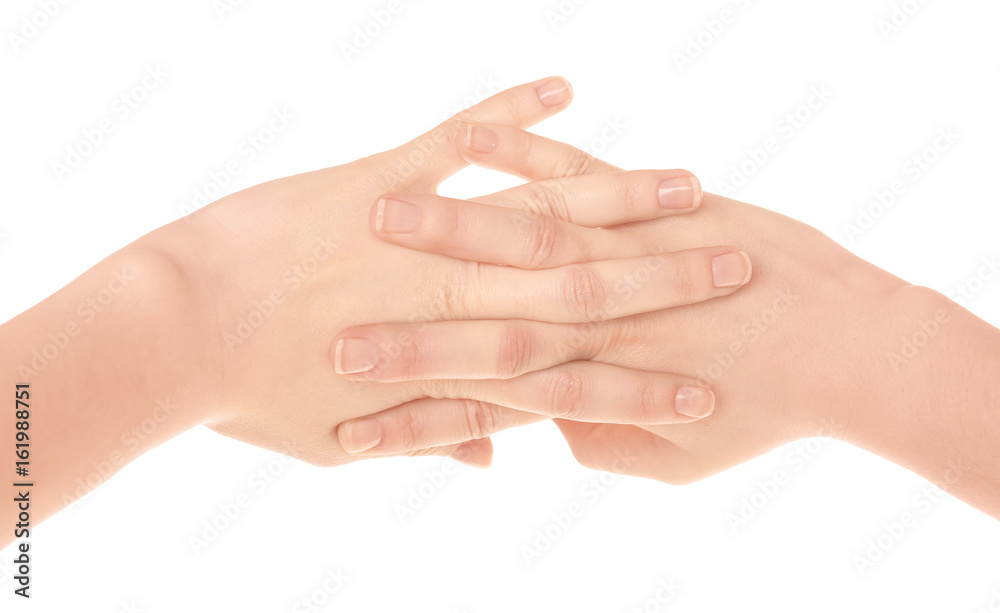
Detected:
left=382, top=77, right=575, bottom=191
left=369, top=194, right=688, bottom=271
left=554, top=419, right=697, bottom=483
left=456, top=122, right=620, bottom=181
left=396, top=437, right=493, bottom=468
left=332, top=320, right=601, bottom=381
left=369, top=170, right=702, bottom=265
left=470, top=169, right=701, bottom=228
left=430, top=361, right=717, bottom=425
left=337, top=399, right=543, bottom=457
left=450, top=437, right=493, bottom=469
left=464, top=246, right=752, bottom=323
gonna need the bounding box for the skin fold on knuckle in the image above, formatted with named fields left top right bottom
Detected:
left=527, top=181, right=570, bottom=220
left=613, top=174, right=644, bottom=216
left=438, top=198, right=468, bottom=242
left=587, top=319, right=632, bottom=362
left=522, top=214, right=561, bottom=269
left=547, top=368, right=587, bottom=419
left=560, top=265, right=607, bottom=321
left=432, top=263, right=476, bottom=321
left=553, top=148, right=599, bottom=178
left=663, top=253, right=701, bottom=306
left=397, top=330, right=431, bottom=380
left=393, top=409, right=429, bottom=452
left=508, top=126, right=533, bottom=162
left=496, top=322, right=537, bottom=379
left=461, top=399, right=501, bottom=440
left=635, top=379, right=670, bottom=424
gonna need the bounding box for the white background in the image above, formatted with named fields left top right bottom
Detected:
left=2, top=0, right=1000, bottom=611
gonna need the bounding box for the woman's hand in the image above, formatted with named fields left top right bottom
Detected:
left=132, top=79, right=746, bottom=470
left=338, top=124, right=1000, bottom=517
left=3, top=77, right=755, bottom=536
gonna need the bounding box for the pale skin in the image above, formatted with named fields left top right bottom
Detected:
left=2, top=79, right=998, bottom=553
left=333, top=115, right=1000, bottom=518
left=0, top=78, right=748, bottom=545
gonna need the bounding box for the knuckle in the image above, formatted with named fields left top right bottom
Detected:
left=522, top=215, right=561, bottom=269
left=665, top=255, right=699, bottom=304
left=496, top=96, right=530, bottom=125
left=547, top=368, right=587, bottom=419
left=439, top=198, right=465, bottom=237
left=511, top=127, right=534, bottom=158
left=419, top=377, right=452, bottom=400
left=525, top=181, right=570, bottom=220
left=560, top=265, right=607, bottom=320
left=613, top=175, right=642, bottom=215
left=405, top=446, right=441, bottom=458
left=554, top=148, right=600, bottom=178
left=562, top=321, right=604, bottom=360
left=461, top=399, right=500, bottom=440
left=396, top=411, right=426, bottom=451
left=635, top=380, right=666, bottom=423
left=496, top=323, right=536, bottom=379
left=397, top=335, right=428, bottom=380
left=588, top=318, right=629, bottom=359
left=431, top=263, right=475, bottom=320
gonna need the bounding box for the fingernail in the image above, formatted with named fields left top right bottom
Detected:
left=452, top=443, right=491, bottom=468
left=334, top=338, right=379, bottom=374
left=536, top=78, right=572, bottom=107
left=711, top=251, right=752, bottom=288
left=341, top=419, right=383, bottom=454
left=675, top=386, right=715, bottom=419
left=465, top=124, right=499, bottom=154
left=658, top=175, right=701, bottom=209
left=451, top=444, right=471, bottom=463
left=375, top=198, right=421, bottom=234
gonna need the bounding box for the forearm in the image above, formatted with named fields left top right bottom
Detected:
left=1, top=245, right=204, bottom=545
left=845, top=286, right=1000, bottom=517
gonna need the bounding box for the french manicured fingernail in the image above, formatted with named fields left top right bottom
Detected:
left=536, top=78, right=572, bottom=107
left=658, top=175, right=701, bottom=209
left=675, top=386, right=715, bottom=419
left=465, top=124, right=499, bottom=154
left=334, top=338, right=379, bottom=374
left=711, top=251, right=752, bottom=288
left=341, top=419, right=383, bottom=454
left=375, top=198, right=421, bottom=234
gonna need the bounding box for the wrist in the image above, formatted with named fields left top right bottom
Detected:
left=134, top=219, right=231, bottom=424
left=832, top=284, right=942, bottom=443
left=105, top=243, right=216, bottom=426
left=1, top=244, right=208, bottom=525
left=783, top=241, right=910, bottom=442
left=841, top=284, right=1000, bottom=515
